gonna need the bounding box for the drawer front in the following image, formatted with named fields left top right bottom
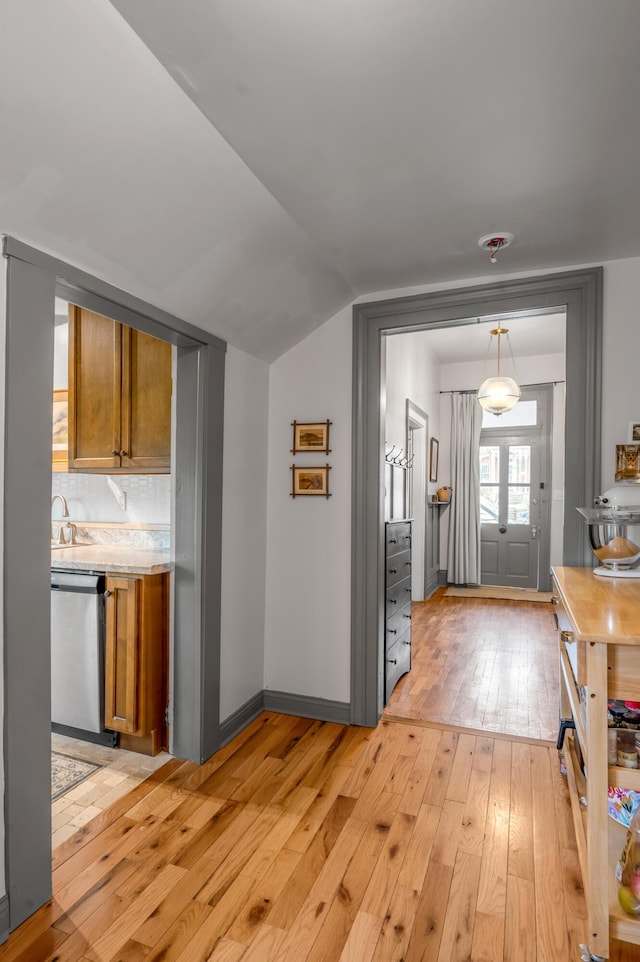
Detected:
left=385, top=549, right=412, bottom=589
left=552, top=580, right=585, bottom=685
left=385, top=629, right=411, bottom=699
left=386, top=522, right=412, bottom=558
left=385, top=601, right=412, bottom=648
left=386, top=577, right=412, bottom=614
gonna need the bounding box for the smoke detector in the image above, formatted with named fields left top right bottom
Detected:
left=477, top=232, right=515, bottom=264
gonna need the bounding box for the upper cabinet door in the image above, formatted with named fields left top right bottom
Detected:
left=120, top=326, right=172, bottom=472
left=68, top=306, right=122, bottom=471
left=68, top=306, right=172, bottom=473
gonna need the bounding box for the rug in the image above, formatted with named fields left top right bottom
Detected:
left=445, top=586, right=553, bottom=603
left=51, top=751, right=101, bottom=801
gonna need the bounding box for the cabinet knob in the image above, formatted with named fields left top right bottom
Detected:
left=389, top=538, right=397, bottom=544
left=389, top=568, right=398, bottom=574
left=111, top=450, right=119, bottom=457
left=388, top=628, right=397, bottom=635
left=120, top=450, right=127, bottom=457
left=403, top=614, right=411, bottom=619
left=403, top=640, right=411, bottom=646
left=388, top=658, right=397, bottom=665
left=104, top=590, right=112, bottom=598
left=389, top=598, right=397, bottom=605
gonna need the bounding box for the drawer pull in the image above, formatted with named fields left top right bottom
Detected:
left=389, top=568, right=398, bottom=574
left=388, top=598, right=397, bottom=605
left=388, top=658, right=397, bottom=665
left=388, top=628, right=397, bottom=635
left=403, top=640, right=411, bottom=646
left=403, top=614, right=411, bottom=619
left=389, top=538, right=397, bottom=544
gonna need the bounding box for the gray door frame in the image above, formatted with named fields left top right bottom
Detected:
left=351, top=268, right=602, bottom=727
left=2, top=236, right=226, bottom=929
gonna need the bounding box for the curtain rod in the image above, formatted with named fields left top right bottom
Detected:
left=439, top=380, right=565, bottom=395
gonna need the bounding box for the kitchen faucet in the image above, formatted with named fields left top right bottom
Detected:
left=51, top=494, right=70, bottom=544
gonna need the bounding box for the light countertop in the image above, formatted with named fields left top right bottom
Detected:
left=51, top=544, right=172, bottom=575
left=552, top=566, right=640, bottom=645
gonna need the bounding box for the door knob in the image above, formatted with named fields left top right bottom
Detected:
left=499, top=525, right=507, bottom=533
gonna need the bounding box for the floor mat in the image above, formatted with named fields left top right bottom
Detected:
left=445, top=585, right=553, bottom=603
left=51, top=751, right=101, bottom=801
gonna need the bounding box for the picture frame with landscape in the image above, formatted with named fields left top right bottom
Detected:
left=291, top=464, right=331, bottom=498
left=291, top=420, right=332, bottom=454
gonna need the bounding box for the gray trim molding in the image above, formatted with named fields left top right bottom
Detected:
left=0, top=895, right=9, bottom=945
left=218, top=692, right=266, bottom=748
left=218, top=690, right=352, bottom=748
left=263, top=691, right=351, bottom=724
left=351, top=268, right=603, bottom=727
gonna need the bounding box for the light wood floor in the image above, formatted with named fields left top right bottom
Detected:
left=51, top=734, right=170, bottom=848
left=1, top=594, right=637, bottom=960
left=386, top=590, right=559, bottom=742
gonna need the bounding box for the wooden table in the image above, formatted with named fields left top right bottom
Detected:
left=552, top=566, right=640, bottom=960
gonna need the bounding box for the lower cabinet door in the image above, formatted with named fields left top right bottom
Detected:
left=104, top=575, right=140, bottom=734
left=385, top=629, right=411, bottom=700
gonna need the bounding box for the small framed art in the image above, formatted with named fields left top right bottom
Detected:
left=628, top=421, right=640, bottom=443
left=291, top=420, right=332, bottom=454
left=429, top=437, right=439, bottom=482
left=615, top=444, right=640, bottom=482
left=291, top=464, right=331, bottom=498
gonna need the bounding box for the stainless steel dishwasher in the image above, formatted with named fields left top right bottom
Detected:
left=51, top=569, right=116, bottom=745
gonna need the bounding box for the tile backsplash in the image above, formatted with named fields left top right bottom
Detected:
left=52, top=473, right=171, bottom=526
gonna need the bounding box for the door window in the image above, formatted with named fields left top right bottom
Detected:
left=479, top=446, right=500, bottom=523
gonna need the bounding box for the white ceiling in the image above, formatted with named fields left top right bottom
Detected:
left=412, top=311, right=566, bottom=364
left=2, top=1, right=639, bottom=360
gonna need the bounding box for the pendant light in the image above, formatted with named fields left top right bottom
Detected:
left=477, top=326, right=521, bottom=415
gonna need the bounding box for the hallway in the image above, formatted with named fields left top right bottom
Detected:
left=385, top=590, right=558, bottom=742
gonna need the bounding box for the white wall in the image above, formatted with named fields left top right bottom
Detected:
left=385, top=330, right=441, bottom=500
left=220, top=346, right=270, bottom=720
left=601, top=258, right=640, bottom=487
left=264, top=255, right=640, bottom=704
left=264, top=308, right=352, bottom=702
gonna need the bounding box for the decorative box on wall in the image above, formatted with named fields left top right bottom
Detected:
left=384, top=519, right=412, bottom=701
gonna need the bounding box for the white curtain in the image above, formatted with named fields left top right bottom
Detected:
left=447, top=393, right=483, bottom=585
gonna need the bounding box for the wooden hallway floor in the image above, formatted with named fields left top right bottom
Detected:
left=2, top=711, right=639, bottom=961
left=385, top=590, right=559, bottom=742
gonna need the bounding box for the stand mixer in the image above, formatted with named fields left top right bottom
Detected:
left=578, top=484, right=640, bottom=578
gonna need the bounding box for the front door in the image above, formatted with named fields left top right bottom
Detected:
left=479, top=436, right=540, bottom=588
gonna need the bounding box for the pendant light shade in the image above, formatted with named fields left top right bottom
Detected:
left=477, top=326, right=521, bottom=415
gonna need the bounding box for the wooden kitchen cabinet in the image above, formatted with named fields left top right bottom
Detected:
left=552, top=566, right=640, bottom=960
left=68, top=305, right=172, bottom=472
left=104, top=572, right=168, bottom=755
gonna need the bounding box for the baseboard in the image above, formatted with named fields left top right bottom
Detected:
left=438, top=569, right=447, bottom=586
left=0, top=895, right=9, bottom=944
left=218, top=689, right=352, bottom=748
left=425, top=571, right=440, bottom=599
left=263, top=690, right=351, bottom=725
left=218, top=691, right=265, bottom=748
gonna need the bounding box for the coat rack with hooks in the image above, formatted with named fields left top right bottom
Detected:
left=384, top=444, right=413, bottom=469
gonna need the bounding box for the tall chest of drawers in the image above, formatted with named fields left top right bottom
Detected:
left=384, top=520, right=412, bottom=702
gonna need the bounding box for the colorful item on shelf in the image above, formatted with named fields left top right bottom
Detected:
left=609, top=787, right=640, bottom=828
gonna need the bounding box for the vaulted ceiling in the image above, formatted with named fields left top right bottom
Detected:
left=2, top=1, right=639, bottom=360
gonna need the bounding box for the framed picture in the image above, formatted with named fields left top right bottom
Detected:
left=615, top=444, right=640, bottom=482
left=291, top=464, right=331, bottom=498
left=291, top=420, right=332, bottom=454
left=52, top=389, right=68, bottom=471
left=628, top=421, right=640, bottom=443
left=429, top=437, right=439, bottom=482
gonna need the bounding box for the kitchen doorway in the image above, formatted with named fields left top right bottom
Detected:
left=3, top=237, right=225, bottom=931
